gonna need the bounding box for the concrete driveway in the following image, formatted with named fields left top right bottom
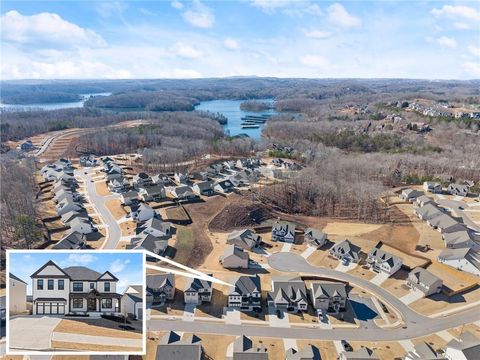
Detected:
left=9, top=316, right=62, bottom=351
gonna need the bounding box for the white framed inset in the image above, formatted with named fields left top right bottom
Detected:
left=6, top=249, right=146, bottom=356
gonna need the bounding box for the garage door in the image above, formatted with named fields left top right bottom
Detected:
left=37, top=302, right=65, bottom=315
left=37, top=303, right=44, bottom=315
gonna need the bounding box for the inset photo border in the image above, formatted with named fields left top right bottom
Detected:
left=6, top=249, right=146, bottom=356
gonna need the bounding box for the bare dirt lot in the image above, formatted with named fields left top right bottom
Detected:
left=54, top=318, right=142, bottom=338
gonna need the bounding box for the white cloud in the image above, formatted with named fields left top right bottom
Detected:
left=172, top=42, right=203, bottom=59
left=327, top=3, right=361, bottom=28
left=171, top=0, right=184, bottom=10
left=250, top=0, right=321, bottom=16
left=468, top=45, right=480, bottom=57
left=436, top=36, right=457, bottom=48
left=182, top=0, right=215, bottom=28
left=303, top=29, right=332, bottom=39
left=431, top=5, right=480, bottom=21
left=109, top=259, right=127, bottom=273
left=454, top=22, right=471, bottom=30
left=95, top=1, right=128, bottom=18
left=223, top=38, right=240, bottom=50
left=300, top=54, right=330, bottom=68
left=1, top=10, right=106, bottom=48
left=61, top=254, right=97, bottom=267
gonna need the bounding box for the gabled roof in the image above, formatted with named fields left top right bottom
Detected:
left=98, top=271, right=119, bottom=281
left=146, top=273, right=175, bottom=291
left=184, top=277, right=212, bottom=292
left=409, top=267, right=442, bottom=287
left=52, top=231, right=86, bottom=250
left=330, top=239, right=361, bottom=258
left=193, top=181, right=213, bottom=191
left=428, top=214, right=458, bottom=229
left=63, top=266, right=102, bottom=281
left=130, top=233, right=167, bottom=254
left=415, top=203, right=443, bottom=220
left=31, top=260, right=70, bottom=278
left=229, top=275, right=261, bottom=296
left=285, top=345, right=321, bottom=360
left=341, top=347, right=379, bottom=359
left=311, top=282, right=347, bottom=299
left=222, top=244, right=249, bottom=261
left=407, top=341, right=444, bottom=360
left=368, top=248, right=402, bottom=267
left=446, top=332, right=480, bottom=359
left=141, top=217, right=170, bottom=234
left=443, top=230, right=472, bottom=246
left=232, top=335, right=267, bottom=357
left=304, top=228, right=325, bottom=241
left=227, top=229, right=261, bottom=248
left=9, top=273, right=27, bottom=285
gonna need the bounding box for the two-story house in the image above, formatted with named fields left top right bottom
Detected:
left=310, top=282, right=348, bottom=314
left=406, top=267, right=443, bottom=296
left=184, top=277, right=212, bottom=305
left=267, top=276, right=308, bottom=312
left=146, top=274, right=175, bottom=307
left=9, top=273, right=27, bottom=314
left=227, top=275, right=262, bottom=311
left=271, top=221, right=296, bottom=243
left=367, top=248, right=403, bottom=276
left=31, top=260, right=121, bottom=316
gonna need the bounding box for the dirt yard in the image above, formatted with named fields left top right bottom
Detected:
left=54, top=318, right=142, bottom=338
left=105, top=198, right=127, bottom=220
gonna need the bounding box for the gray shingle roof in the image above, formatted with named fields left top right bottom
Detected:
left=63, top=266, right=101, bottom=281
left=229, top=275, right=261, bottom=296
left=409, top=267, right=442, bottom=288
left=311, top=282, right=347, bottom=299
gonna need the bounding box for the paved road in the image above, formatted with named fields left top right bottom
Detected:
left=34, top=135, right=55, bottom=156
left=76, top=169, right=121, bottom=249
left=437, top=199, right=480, bottom=232
left=149, top=253, right=480, bottom=341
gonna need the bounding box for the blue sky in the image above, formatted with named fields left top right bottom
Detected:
left=1, top=1, right=479, bottom=79
left=8, top=251, right=144, bottom=294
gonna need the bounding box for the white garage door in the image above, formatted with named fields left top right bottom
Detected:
left=37, top=302, right=65, bottom=315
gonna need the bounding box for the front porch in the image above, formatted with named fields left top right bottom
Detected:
left=69, top=289, right=122, bottom=315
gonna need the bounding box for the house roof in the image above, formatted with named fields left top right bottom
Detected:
left=285, top=345, right=321, bottom=360
left=438, top=247, right=470, bottom=260
left=232, top=335, right=268, bottom=358
left=415, top=203, right=443, bottom=220
left=130, top=233, right=168, bottom=254
left=330, top=239, right=361, bottom=259
left=173, top=185, right=195, bottom=196
left=311, top=282, right=347, bottom=299
left=143, top=218, right=171, bottom=234
left=448, top=183, right=469, bottom=193
left=446, top=332, right=480, bottom=359
left=141, top=185, right=164, bottom=196
left=184, top=277, right=212, bottom=292
left=194, top=181, right=213, bottom=191
left=270, top=276, right=307, bottom=304
left=146, top=273, right=175, bottom=291
left=63, top=266, right=102, bottom=281
left=156, top=332, right=202, bottom=360
left=272, top=221, right=296, bottom=235
left=304, top=228, right=325, bottom=241
left=443, top=230, right=472, bottom=246
left=31, top=260, right=70, bottom=278
left=368, top=248, right=402, bottom=267
left=409, top=267, right=442, bottom=287
left=9, top=273, right=27, bottom=285
left=407, top=341, right=444, bottom=360
left=222, top=245, right=249, bottom=261
left=52, top=231, right=86, bottom=250
left=229, top=275, right=261, bottom=296
left=227, top=229, right=261, bottom=248
left=428, top=214, right=458, bottom=229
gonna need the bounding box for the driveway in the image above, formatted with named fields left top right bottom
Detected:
left=9, top=316, right=62, bottom=351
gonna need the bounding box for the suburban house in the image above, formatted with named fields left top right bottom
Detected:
left=367, top=248, right=403, bottom=275
left=443, top=230, right=475, bottom=249
left=31, top=260, right=121, bottom=315
left=447, top=183, right=469, bottom=197
left=171, top=185, right=197, bottom=200
left=236, top=158, right=262, bottom=169
left=427, top=214, right=458, bottom=233
left=227, top=275, right=262, bottom=311
left=9, top=273, right=27, bottom=314
left=285, top=345, right=321, bottom=360
left=146, top=274, right=175, bottom=307
left=339, top=347, right=379, bottom=360
left=156, top=331, right=203, bottom=360
left=120, top=190, right=138, bottom=205
left=414, top=203, right=443, bottom=221
left=138, top=185, right=165, bottom=202
left=406, top=267, right=443, bottom=296
left=133, top=172, right=153, bottom=189
left=137, top=217, right=172, bottom=238
left=400, top=189, right=424, bottom=202
left=267, top=276, right=308, bottom=312
left=227, top=229, right=262, bottom=250
left=271, top=221, right=296, bottom=243
left=121, top=285, right=143, bottom=320
left=404, top=342, right=444, bottom=360
left=415, top=195, right=434, bottom=207
left=68, top=217, right=96, bottom=235
left=214, top=179, right=235, bottom=194
left=52, top=231, right=87, bottom=250
left=79, top=154, right=96, bottom=167
left=329, top=239, right=361, bottom=264
left=108, top=177, right=130, bottom=193
left=192, top=181, right=214, bottom=196
left=131, top=203, right=155, bottom=222
left=61, top=210, right=88, bottom=224
left=152, top=174, right=170, bottom=185
left=20, top=140, right=33, bottom=151
left=184, top=277, right=212, bottom=305
left=56, top=199, right=83, bottom=216
left=174, top=172, right=190, bottom=185
left=105, top=165, right=124, bottom=182
left=423, top=181, right=442, bottom=193
left=310, top=282, right=348, bottom=314
left=304, top=228, right=327, bottom=248
left=444, top=332, right=480, bottom=360
left=438, top=248, right=480, bottom=276
left=230, top=335, right=268, bottom=360
left=220, top=245, right=249, bottom=269
left=127, top=233, right=168, bottom=258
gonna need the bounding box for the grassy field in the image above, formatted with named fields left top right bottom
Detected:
left=172, top=226, right=194, bottom=265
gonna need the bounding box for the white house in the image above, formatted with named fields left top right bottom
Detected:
left=219, top=245, right=249, bottom=269
left=367, top=248, right=403, bottom=276
left=184, top=278, right=212, bottom=305
left=304, top=228, right=327, bottom=248
left=271, top=221, right=296, bottom=243
left=121, top=285, right=143, bottom=320
left=438, top=248, right=480, bottom=276
left=9, top=273, right=27, bottom=314
left=31, top=260, right=122, bottom=315
left=444, top=332, right=480, bottom=360
left=406, top=267, right=443, bottom=296
left=131, top=203, right=155, bottom=222
left=423, top=181, right=442, bottom=193
left=447, top=183, right=469, bottom=197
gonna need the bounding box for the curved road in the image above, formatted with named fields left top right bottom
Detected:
left=76, top=169, right=121, bottom=249
left=149, top=252, right=480, bottom=341
left=437, top=198, right=480, bottom=232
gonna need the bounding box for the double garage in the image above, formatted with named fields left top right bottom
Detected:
left=35, top=298, right=66, bottom=315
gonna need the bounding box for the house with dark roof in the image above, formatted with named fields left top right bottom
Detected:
left=427, top=214, right=458, bottom=233
left=9, top=273, right=27, bottom=314
left=52, top=231, right=87, bottom=250
left=31, top=260, right=121, bottom=315
left=444, top=331, right=480, bottom=360
left=414, top=203, right=443, bottom=221
left=310, top=282, right=348, bottom=314
left=423, top=182, right=442, bottom=194
left=184, top=277, right=212, bottom=305
left=367, top=248, right=403, bottom=275
left=127, top=233, right=168, bottom=259
left=447, top=183, right=469, bottom=197
left=329, top=240, right=361, bottom=264
left=133, top=172, right=153, bottom=189
left=121, top=285, right=143, bottom=320
left=138, top=185, right=165, bottom=202
left=267, top=276, right=308, bottom=312
left=286, top=345, right=321, bottom=360
left=272, top=220, right=296, bottom=243
left=230, top=335, right=268, bottom=360
left=227, top=229, right=262, bottom=250
left=214, top=179, right=235, bottom=193
left=108, top=177, right=130, bottom=193
left=227, top=275, right=261, bottom=311
left=304, top=228, right=327, bottom=248
left=406, top=267, right=443, bottom=296
left=120, top=190, right=138, bottom=205
left=146, top=274, right=175, bottom=307
left=192, top=181, right=214, bottom=196
left=220, top=245, right=249, bottom=269
left=156, top=331, right=203, bottom=360
left=415, top=195, right=434, bottom=207
left=171, top=185, right=197, bottom=200
left=404, top=341, right=445, bottom=360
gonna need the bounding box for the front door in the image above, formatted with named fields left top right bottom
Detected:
left=87, top=298, right=96, bottom=311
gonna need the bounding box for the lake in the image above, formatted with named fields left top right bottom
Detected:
left=195, top=99, right=276, bottom=139
left=0, top=93, right=111, bottom=112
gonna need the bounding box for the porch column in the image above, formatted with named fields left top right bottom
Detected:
left=97, top=298, right=100, bottom=312
left=117, top=298, right=121, bottom=313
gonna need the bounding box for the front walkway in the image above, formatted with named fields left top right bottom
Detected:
left=370, top=272, right=390, bottom=286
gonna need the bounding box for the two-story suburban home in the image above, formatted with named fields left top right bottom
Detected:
left=219, top=245, right=249, bottom=269
left=133, top=172, right=153, bottom=189
left=230, top=335, right=268, bottom=360
left=267, top=276, right=308, bottom=312
left=444, top=332, right=480, bottom=360
left=108, top=177, right=130, bottom=193
left=304, top=228, right=327, bottom=248
left=120, top=190, right=139, bottom=205
left=31, top=260, right=121, bottom=316
left=156, top=331, right=203, bottom=360
left=184, top=277, right=212, bottom=305
left=427, top=214, right=458, bottom=233
left=415, top=195, right=434, bottom=207
left=399, top=189, right=424, bottom=202
left=227, top=275, right=262, bottom=311
left=438, top=248, right=480, bottom=277
left=146, top=274, right=175, bottom=307
left=423, top=181, right=442, bottom=193
left=329, top=239, right=361, bottom=264
left=9, top=273, right=27, bottom=314
left=447, top=183, right=469, bottom=197
left=192, top=181, right=214, bottom=196
left=137, top=217, right=172, bottom=238
left=131, top=203, right=156, bottom=222
left=170, top=185, right=197, bottom=200
left=367, top=248, right=403, bottom=275
left=414, top=203, right=443, bottom=221
left=213, top=179, right=235, bottom=194
left=406, top=267, right=443, bottom=296
left=227, top=229, right=262, bottom=250
left=310, top=282, right=348, bottom=315
left=127, top=232, right=168, bottom=259
left=174, top=172, right=190, bottom=185
left=138, top=185, right=165, bottom=202
left=404, top=341, right=444, bottom=360
left=79, top=154, right=96, bottom=167
left=121, top=285, right=143, bottom=320
left=285, top=345, right=321, bottom=360
left=52, top=231, right=87, bottom=250
left=443, top=229, right=475, bottom=249
left=271, top=221, right=296, bottom=243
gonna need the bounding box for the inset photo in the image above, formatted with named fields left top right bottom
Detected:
left=6, top=250, right=145, bottom=355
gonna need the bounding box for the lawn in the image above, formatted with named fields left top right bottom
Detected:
left=172, top=226, right=194, bottom=265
